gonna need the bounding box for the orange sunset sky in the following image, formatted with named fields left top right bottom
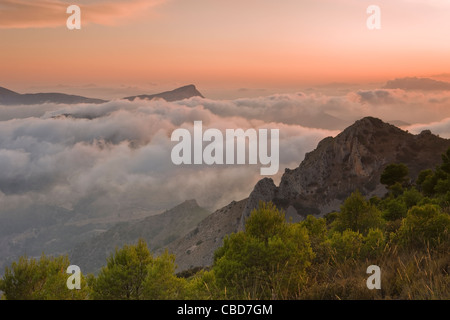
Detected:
left=1, top=0, right=450, bottom=98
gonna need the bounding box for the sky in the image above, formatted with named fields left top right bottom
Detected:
left=1, top=0, right=450, bottom=98
left=2, top=1, right=450, bottom=264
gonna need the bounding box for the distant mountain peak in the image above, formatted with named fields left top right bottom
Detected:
left=162, top=199, right=201, bottom=214
left=340, top=116, right=403, bottom=137
left=347, top=116, right=394, bottom=130
left=0, top=86, right=107, bottom=105
left=181, top=199, right=200, bottom=206
left=124, top=84, right=204, bottom=102
left=0, top=84, right=204, bottom=106
left=383, top=77, right=450, bottom=91
left=0, top=86, right=19, bottom=96
left=352, top=116, right=385, bottom=126
left=179, top=84, right=197, bottom=90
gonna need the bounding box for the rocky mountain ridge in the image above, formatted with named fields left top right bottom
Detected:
left=239, top=117, right=450, bottom=226
left=167, top=117, right=450, bottom=271
left=0, top=85, right=203, bottom=105
left=124, top=84, right=204, bottom=102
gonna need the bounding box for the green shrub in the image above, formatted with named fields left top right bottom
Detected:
left=213, top=202, right=314, bottom=299
left=397, top=204, right=450, bottom=248
left=332, top=190, right=384, bottom=235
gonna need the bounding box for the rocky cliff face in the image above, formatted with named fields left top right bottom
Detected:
left=124, top=84, right=204, bottom=102
left=240, top=117, right=450, bottom=225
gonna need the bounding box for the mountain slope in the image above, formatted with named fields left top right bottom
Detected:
left=69, top=200, right=210, bottom=274
left=0, top=87, right=20, bottom=97
left=0, top=84, right=204, bottom=105
left=124, top=84, right=204, bottom=102
left=0, top=87, right=107, bottom=105
left=239, top=117, right=450, bottom=225
left=162, top=199, right=247, bottom=272
left=165, top=117, right=450, bottom=271
left=383, top=77, right=450, bottom=91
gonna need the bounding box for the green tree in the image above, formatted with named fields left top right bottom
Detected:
left=142, top=251, right=186, bottom=299
left=301, top=215, right=330, bottom=263
left=0, top=254, right=88, bottom=300
left=90, top=239, right=152, bottom=300
left=244, top=201, right=286, bottom=243
left=417, top=169, right=437, bottom=196
left=435, top=175, right=450, bottom=195
left=401, top=188, right=423, bottom=209
left=327, top=230, right=364, bottom=262
left=182, top=270, right=222, bottom=300
left=361, top=228, right=385, bottom=259
left=380, top=163, right=409, bottom=187
left=0, top=256, right=38, bottom=300
left=332, top=190, right=384, bottom=235
left=213, top=202, right=314, bottom=299
left=417, top=148, right=450, bottom=196
left=440, top=147, right=450, bottom=174
left=397, top=204, right=450, bottom=248
left=382, top=198, right=407, bottom=221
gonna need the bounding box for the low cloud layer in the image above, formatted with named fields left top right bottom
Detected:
left=383, top=77, right=450, bottom=91
left=0, top=97, right=337, bottom=221
left=406, top=117, right=450, bottom=138
left=0, top=87, right=449, bottom=224
left=348, top=89, right=450, bottom=124
left=402, top=0, right=450, bottom=7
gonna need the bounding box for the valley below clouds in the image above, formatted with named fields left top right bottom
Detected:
left=1, top=86, right=450, bottom=267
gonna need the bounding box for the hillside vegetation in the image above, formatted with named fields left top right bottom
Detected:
left=1, top=148, right=449, bottom=300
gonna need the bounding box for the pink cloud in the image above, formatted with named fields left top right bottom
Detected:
left=0, top=0, right=163, bottom=29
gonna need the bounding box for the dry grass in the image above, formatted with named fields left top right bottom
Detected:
left=298, top=242, right=449, bottom=300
